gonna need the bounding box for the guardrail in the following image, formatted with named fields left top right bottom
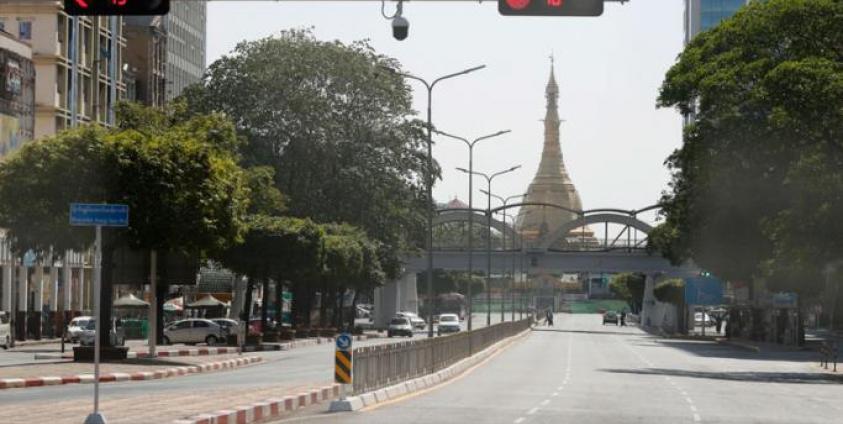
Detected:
left=352, top=318, right=533, bottom=394
left=820, top=341, right=838, bottom=372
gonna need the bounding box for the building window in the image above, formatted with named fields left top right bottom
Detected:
left=18, top=20, right=32, bottom=40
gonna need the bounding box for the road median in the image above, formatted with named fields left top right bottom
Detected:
left=0, top=354, right=262, bottom=390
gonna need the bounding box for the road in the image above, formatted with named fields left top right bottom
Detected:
left=276, top=314, right=843, bottom=424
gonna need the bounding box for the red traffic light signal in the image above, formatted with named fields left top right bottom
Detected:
left=65, top=0, right=170, bottom=16
left=499, top=0, right=604, bottom=16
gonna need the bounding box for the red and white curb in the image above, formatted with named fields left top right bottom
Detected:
left=0, top=356, right=263, bottom=390
left=173, top=384, right=341, bottom=424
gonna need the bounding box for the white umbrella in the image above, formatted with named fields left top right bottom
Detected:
left=113, top=293, right=150, bottom=308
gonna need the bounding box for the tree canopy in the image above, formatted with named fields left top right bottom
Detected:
left=180, top=29, right=433, bottom=278
left=653, top=0, right=843, bottom=294
left=609, top=273, right=645, bottom=313
left=0, top=104, right=249, bottom=258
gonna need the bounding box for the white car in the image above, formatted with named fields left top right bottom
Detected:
left=387, top=317, right=414, bottom=338
left=437, top=313, right=461, bottom=336
left=163, top=319, right=226, bottom=345
left=0, top=312, right=11, bottom=349
left=397, top=311, right=426, bottom=330
left=66, top=315, right=93, bottom=342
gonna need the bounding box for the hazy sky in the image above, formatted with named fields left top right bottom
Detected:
left=207, top=1, right=685, bottom=225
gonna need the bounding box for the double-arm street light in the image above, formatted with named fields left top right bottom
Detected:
left=382, top=64, right=486, bottom=338
left=480, top=191, right=526, bottom=323
left=435, top=129, right=511, bottom=330
left=457, top=165, right=521, bottom=327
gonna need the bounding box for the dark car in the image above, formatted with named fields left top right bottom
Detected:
left=602, top=311, right=619, bottom=325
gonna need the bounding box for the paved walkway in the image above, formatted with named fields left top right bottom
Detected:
left=0, top=382, right=327, bottom=424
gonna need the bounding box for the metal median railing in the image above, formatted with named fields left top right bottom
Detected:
left=352, top=318, right=533, bottom=394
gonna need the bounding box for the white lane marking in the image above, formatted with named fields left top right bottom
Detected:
left=680, top=390, right=688, bottom=396
left=540, top=399, right=550, bottom=406
left=694, top=413, right=701, bottom=422
left=514, top=418, right=525, bottom=424
left=557, top=385, right=564, bottom=391
left=690, top=405, right=697, bottom=412
left=527, top=407, right=539, bottom=415
left=685, top=397, right=693, bottom=405
left=552, top=392, right=559, bottom=397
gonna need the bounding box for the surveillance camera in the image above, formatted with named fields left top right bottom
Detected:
left=392, top=16, right=409, bottom=41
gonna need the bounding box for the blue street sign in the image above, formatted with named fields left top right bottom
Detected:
left=70, top=203, right=129, bottom=227
left=336, top=333, right=352, bottom=351
left=684, top=276, right=724, bottom=306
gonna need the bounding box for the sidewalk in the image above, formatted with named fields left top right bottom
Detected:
left=0, top=353, right=262, bottom=389
left=0, top=382, right=333, bottom=424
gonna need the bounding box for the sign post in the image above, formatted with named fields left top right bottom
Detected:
left=71, top=203, right=129, bottom=424
left=334, top=332, right=353, bottom=397
left=329, top=332, right=359, bottom=411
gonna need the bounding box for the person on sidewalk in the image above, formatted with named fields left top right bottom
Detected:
left=546, top=310, right=554, bottom=327
left=620, top=310, right=627, bottom=327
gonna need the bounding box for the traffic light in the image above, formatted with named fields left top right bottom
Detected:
left=499, top=0, right=604, bottom=16
left=64, top=0, right=170, bottom=16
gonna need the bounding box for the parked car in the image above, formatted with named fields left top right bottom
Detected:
left=387, top=317, right=414, bottom=338
left=66, top=315, right=93, bottom=342
left=211, top=318, right=239, bottom=335
left=602, top=311, right=619, bottom=325
left=163, top=319, right=226, bottom=345
left=79, top=319, right=126, bottom=347
left=0, top=312, right=11, bottom=349
left=437, top=313, right=461, bottom=336
left=397, top=311, right=426, bottom=330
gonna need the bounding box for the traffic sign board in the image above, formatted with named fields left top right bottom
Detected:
left=684, top=276, right=723, bottom=306
left=70, top=203, right=129, bottom=227
left=335, top=350, right=352, bottom=384
left=336, top=333, right=353, bottom=351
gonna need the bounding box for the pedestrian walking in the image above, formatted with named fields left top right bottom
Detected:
left=620, top=310, right=627, bottom=327
left=546, top=310, right=554, bottom=327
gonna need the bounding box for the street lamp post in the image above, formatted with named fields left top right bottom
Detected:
left=480, top=191, right=525, bottom=323
left=435, top=129, right=510, bottom=331
left=383, top=65, right=486, bottom=338
left=458, top=165, right=521, bottom=327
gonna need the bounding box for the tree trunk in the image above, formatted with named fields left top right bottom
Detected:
left=99, top=244, right=115, bottom=347
left=241, top=276, right=254, bottom=323
left=336, top=286, right=345, bottom=330
left=349, top=290, right=360, bottom=332
left=260, top=277, right=270, bottom=333
left=319, top=280, right=328, bottom=328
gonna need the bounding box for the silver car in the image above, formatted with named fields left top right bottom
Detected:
left=387, top=317, right=414, bottom=338
left=79, top=319, right=126, bottom=347
left=163, top=319, right=226, bottom=345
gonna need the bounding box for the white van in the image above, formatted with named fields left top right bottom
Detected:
left=0, top=311, right=11, bottom=349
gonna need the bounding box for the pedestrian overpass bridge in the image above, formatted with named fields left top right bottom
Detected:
left=374, top=203, right=698, bottom=327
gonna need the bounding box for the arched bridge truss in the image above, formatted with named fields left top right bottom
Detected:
left=433, top=203, right=660, bottom=253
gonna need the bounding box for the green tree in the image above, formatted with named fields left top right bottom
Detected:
left=0, top=106, right=249, bottom=345
left=609, top=273, right=645, bottom=314
left=219, top=215, right=323, bottom=330
left=655, top=0, right=843, bottom=294
left=181, top=29, right=432, bottom=276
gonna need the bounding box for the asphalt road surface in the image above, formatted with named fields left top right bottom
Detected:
left=273, top=314, right=843, bottom=424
